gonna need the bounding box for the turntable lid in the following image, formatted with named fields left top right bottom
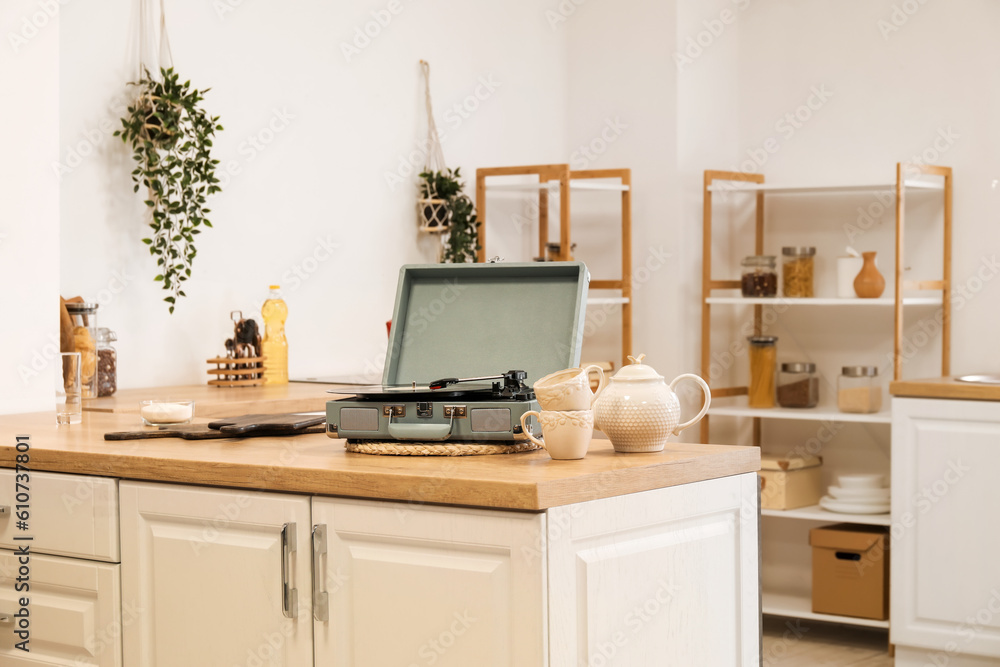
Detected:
left=383, top=262, right=589, bottom=388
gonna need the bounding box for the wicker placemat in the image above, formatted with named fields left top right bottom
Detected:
left=345, top=440, right=542, bottom=456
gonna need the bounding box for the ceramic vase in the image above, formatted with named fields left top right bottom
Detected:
left=853, top=251, right=886, bottom=298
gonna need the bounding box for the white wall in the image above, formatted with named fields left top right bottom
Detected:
left=58, top=0, right=569, bottom=388
left=0, top=1, right=60, bottom=414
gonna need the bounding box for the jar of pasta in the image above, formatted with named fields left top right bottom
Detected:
left=782, top=246, right=816, bottom=298
left=748, top=336, right=778, bottom=408
left=65, top=302, right=99, bottom=399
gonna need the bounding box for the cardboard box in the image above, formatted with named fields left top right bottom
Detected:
left=810, top=523, right=889, bottom=620
left=759, top=455, right=823, bottom=510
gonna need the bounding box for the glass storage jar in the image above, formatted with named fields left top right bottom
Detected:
left=777, top=362, right=819, bottom=408
left=782, top=246, right=816, bottom=298
left=65, top=302, right=99, bottom=399
left=748, top=336, right=778, bottom=408
left=96, top=327, right=117, bottom=397
left=838, top=366, right=883, bottom=413
left=741, top=256, right=778, bottom=297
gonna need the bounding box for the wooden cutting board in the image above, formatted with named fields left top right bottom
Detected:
left=104, top=412, right=326, bottom=441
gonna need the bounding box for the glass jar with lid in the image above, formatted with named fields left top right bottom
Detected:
left=838, top=366, right=883, bottom=413
left=95, top=327, right=118, bottom=397
left=777, top=362, right=819, bottom=408
left=741, top=256, right=778, bottom=297
left=782, top=246, right=816, bottom=298
left=65, top=302, right=99, bottom=399
left=747, top=336, right=778, bottom=408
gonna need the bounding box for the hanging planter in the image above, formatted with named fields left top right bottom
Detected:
left=416, top=61, right=481, bottom=261
left=114, top=0, right=223, bottom=313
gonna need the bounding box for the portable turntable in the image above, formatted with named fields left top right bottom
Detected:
left=326, top=261, right=589, bottom=443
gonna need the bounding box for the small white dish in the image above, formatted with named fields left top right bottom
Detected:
left=820, top=496, right=890, bottom=515
left=827, top=485, right=890, bottom=501
left=140, top=400, right=195, bottom=426
left=837, top=473, right=884, bottom=489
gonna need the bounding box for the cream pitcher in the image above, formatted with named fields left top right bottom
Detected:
left=593, top=354, right=711, bottom=453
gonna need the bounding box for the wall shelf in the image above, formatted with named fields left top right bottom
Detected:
left=761, top=505, right=891, bottom=526
left=485, top=181, right=631, bottom=192
left=763, top=591, right=890, bottom=630
left=706, top=179, right=943, bottom=194
left=708, top=405, right=892, bottom=424
left=705, top=296, right=942, bottom=307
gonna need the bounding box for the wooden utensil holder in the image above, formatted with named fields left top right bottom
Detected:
left=206, top=356, right=266, bottom=387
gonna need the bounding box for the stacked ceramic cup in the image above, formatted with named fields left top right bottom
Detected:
left=520, top=365, right=607, bottom=460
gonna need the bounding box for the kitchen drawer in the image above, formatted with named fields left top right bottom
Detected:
left=0, top=470, right=119, bottom=562
left=0, top=550, right=122, bottom=666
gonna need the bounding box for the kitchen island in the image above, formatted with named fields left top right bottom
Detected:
left=0, top=410, right=761, bottom=666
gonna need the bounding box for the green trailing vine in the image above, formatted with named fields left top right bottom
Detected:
left=115, top=67, right=223, bottom=313
left=419, top=167, right=481, bottom=263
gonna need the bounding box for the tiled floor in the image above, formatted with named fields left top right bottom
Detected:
left=762, top=616, right=893, bottom=666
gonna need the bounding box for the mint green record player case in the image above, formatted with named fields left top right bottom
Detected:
left=327, top=261, right=589, bottom=443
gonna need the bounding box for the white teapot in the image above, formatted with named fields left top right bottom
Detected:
left=593, top=354, right=711, bottom=453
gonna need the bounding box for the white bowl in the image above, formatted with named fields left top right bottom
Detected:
left=820, top=496, right=890, bottom=515
left=837, top=473, right=884, bottom=489
left=828, top=485, right=890, bottom=501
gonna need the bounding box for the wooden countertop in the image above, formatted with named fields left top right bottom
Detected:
left=84, top=382, right=352, bottom=417
left=890, top=377, right=1000, bottom=402
left=0, top=411, right=760, bottom=511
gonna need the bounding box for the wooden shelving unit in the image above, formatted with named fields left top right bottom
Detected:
left=700, top=163, right=953, bottom=635
left=475, top=164, right=633, bottom=368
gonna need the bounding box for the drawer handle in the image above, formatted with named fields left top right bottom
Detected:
left=281, top=523, right=298, bottom=619
left=0, top=506, right=9, bottom=517
left=312, top=524, right=329, bottom=622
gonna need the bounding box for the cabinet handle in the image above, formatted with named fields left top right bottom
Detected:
left=281, top=523, right=298, bottom=619
left=312, top=524, right=329, bottom=622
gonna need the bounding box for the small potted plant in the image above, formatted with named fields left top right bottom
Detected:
left=417, top=168, right=480, bottom=263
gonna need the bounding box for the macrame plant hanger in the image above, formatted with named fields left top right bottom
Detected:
left=417, top=60, right=451, bottom=243
left=132, top=0, right=174, bottom=82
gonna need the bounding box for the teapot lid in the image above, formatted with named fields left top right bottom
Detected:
left=612, top=354, right=663, bottom=381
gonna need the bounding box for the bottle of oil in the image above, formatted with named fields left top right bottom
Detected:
left=261, top=285, right=288, bottom=384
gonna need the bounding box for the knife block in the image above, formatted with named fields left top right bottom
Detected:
left=206, top=355, right=266, bottom=387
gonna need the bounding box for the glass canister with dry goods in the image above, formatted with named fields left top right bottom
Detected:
left=838, top=366, right=883, bottom=413
left=782, top=246, right=816, bottom=298
left=741, top=256, right=778, bottom=297
left=748, top=336, right=778, bottom=408
left=65, top=302, right=99, bottom=399
left=95, top=327, right=118, bottom=397
left=777, top=362, right=819, bottom=408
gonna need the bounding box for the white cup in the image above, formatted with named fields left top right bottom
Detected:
left=837, top=257, right=864, bottom=298
left=534, top=365, right=607, bottom=411
left=520, top=409, right=594, bottom=460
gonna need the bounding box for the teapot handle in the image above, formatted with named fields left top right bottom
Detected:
left=668, top=374, right=712, bottom=435
left=583, top=364, right=607, bottom=403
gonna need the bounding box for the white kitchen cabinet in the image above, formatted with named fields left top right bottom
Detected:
left=892, top=397, right=1000, bottom=665
left=548, top=474, right=760, bottom=667
left=312, top=496, right=546, bottom=666
left=119, top=482, right=313, bottom=667
left=0, top=551, right=122, bottom=666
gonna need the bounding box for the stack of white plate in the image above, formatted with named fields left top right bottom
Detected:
left=819, top=474, right=890, bottom=515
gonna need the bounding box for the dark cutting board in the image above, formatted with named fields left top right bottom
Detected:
left=104, top=413, right=326, bottom=441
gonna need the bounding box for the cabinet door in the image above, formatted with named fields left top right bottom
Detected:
left=892, top=398, right=1000, bottom=657
left=312, top=497, right=546, bottom=666
left=120, top=482, right=313, bottom=667
left=547, top=473, right=760, bottom=667
left=0, top=550, right=121, bottom=666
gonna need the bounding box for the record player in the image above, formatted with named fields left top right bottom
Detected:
left=326, top=261, right=589, bottom=443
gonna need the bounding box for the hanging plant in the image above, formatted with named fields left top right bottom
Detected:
left=419, top=167, right=481, bottom=264
left=115, top=67, right=223, bottom=313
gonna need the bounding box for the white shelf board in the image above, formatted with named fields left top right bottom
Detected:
left=705, top=296, right=942, bottom=307
left=708, top=405, right=892, bottom=424
left=761, top=504, right=890, bottom=526
left=706, top=179, right=942, bottom=194
left=763, top=591, right=890, bottom=629
left=587, top=297, right=630, bottom=306
left=486, top=180, right=630, bottom=192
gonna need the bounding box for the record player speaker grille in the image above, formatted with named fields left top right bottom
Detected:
left=470, top=408, right=511, bottom=433
left=340, top=408, right=379, bottom=432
